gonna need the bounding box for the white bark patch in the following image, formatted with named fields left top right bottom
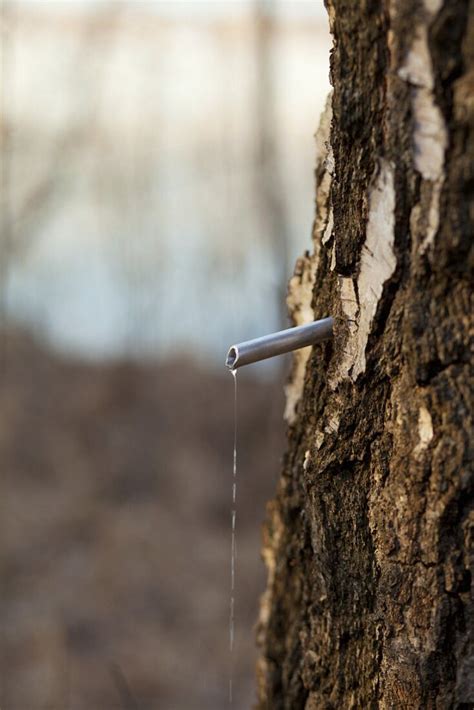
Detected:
left=315, top=431, right=325, bottom=450
left=424, top=0, right=443, bottom=12
left=352, top=161, right=397, bottom=379
left=315, top=93, right=333, bottom=168
left=284, top=345, right=312, bottom=424
left=415, top=406, right=434, bottom=456
left=422, top=179, right=444, bottom=253
left=303, top=449, right=311, bottom=471
left=324, top=413, right=340, bottom=435
left=284, top=262, right=315, bottom=424
left=314, top=93, right=334, bottom=246
left=331, top=277, right=358, bottom=386
left=286, top=263, right=315, bottom=327
left=398, top=14, right=447, bottom=253
left=398, top=28, right=433, bottom=89
left=322, top=208, right=334, bottom=245
left=412, top=89, right=446, bottom=182
left=330, top=161, right=397, bottom=386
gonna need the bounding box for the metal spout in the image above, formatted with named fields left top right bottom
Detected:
left=225, top=317, right=333, bottom=370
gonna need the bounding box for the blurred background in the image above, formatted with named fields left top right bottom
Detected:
left=0, top=1, right=330, bottom=708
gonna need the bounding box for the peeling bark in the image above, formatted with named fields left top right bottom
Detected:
left=257, top=2, right=473, bottom=708
left=284, top=94, right=332, bottom=425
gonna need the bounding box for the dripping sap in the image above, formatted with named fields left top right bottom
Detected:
left=229, top=367, right=237, bottom=703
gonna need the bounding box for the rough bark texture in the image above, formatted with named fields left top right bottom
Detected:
left=257, top=1, right=474, bottom=708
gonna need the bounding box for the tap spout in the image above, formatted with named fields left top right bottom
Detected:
left=225, top=317, right=333, bottom=370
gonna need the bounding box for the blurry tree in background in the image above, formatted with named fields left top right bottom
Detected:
left=258, top=1, right=474, bottom=707
left=1, top=0, right=330, bottom=366
left=253, top=0, right=290, bottom=327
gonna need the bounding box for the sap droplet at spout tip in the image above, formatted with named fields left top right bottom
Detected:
left=226, top=346, right=239, bottom=371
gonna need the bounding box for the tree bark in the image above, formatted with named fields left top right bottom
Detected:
left=257, top=2, right=473, bottom=708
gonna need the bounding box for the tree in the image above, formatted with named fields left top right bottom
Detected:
left=256, top=1, right=473, bottom=708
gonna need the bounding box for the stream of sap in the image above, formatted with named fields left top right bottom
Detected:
left=229, top=367, right=237, bottom=703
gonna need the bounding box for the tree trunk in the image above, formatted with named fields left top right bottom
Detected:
left=257, top=2, right=473, bottom=708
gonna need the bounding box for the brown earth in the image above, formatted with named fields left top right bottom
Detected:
left=0, top=330, right=285, bottom=710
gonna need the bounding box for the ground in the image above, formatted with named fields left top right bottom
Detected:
left=0, top=330, right=285, bottom=710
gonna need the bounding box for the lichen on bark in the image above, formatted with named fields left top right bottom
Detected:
left=257, top=1, right=474, bottom=708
